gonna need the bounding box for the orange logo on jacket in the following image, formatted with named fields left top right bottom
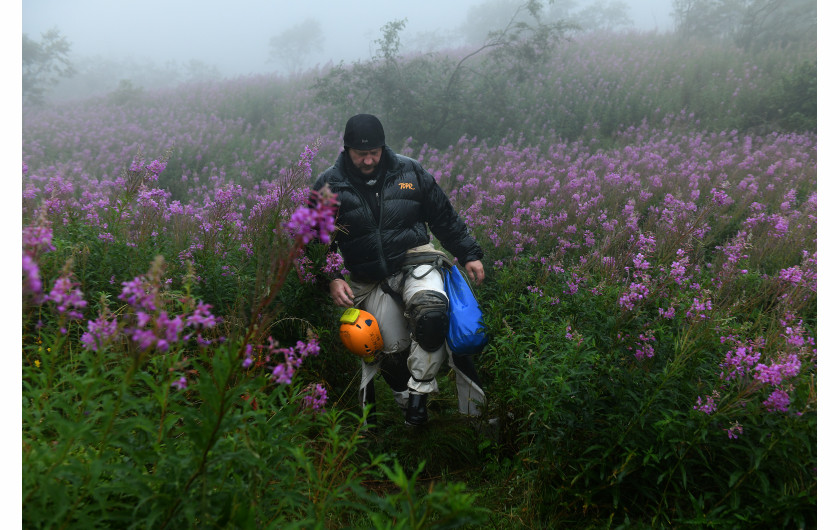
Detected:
left=399, top=183, right=415, bottom=190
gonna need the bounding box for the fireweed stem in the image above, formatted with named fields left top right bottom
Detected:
left=160, top=348, right=239, bottom=529
left=155, top=354, right=177, bottom=449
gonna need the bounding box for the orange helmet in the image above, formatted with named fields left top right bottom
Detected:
left=339, top=308, right=383, bottom=361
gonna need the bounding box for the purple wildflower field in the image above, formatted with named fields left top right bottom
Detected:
left=22, top=31, right=817, bottom=446
left=21, top=30, right=817, bottom=526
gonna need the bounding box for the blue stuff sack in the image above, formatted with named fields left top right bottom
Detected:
left=444, top=265, right=488, bottom=356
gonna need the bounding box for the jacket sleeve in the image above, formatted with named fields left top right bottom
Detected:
left=311, top=170, right=329, bottom=193
left=415, top=162, right=484, bottom=264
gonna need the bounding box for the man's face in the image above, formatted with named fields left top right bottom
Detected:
left=347, top=147, right=382, bottom=176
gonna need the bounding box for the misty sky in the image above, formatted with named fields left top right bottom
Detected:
left=22, top=0, right=674, bottom=77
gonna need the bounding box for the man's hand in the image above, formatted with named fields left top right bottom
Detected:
left=464, top=260, right=485, bottom=286
left=330, top=278, right=355, bottom=307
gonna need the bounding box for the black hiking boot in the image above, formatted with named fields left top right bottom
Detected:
left=404, top=392, right=428, bottom=426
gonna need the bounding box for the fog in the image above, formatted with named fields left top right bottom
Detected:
left=22, top=0, right=673, bottom=86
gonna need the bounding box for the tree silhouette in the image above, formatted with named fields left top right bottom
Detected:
left=268, top=19, right=325, bottom=75
left=23, top=27, right=75, bottom=105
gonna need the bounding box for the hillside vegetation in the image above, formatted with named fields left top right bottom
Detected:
left=22, top=29, right=816, bottom=528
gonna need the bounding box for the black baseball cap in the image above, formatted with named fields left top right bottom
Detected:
left=343, top=114, right=385, bottom=150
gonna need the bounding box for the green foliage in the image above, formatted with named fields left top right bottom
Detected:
left=314, top=20, right=814, bottom=149
left=747, top=60, right=817, bottom=133
left=672, top=0, right=816, bottom=52
left=107, top=79, right=145, bottom=106
left=312, top=3, right=572, bottom=148
left=364, top=462, right=490, bottom=529
left=473, top=255, right=816, bottom=527
left=22, top=264, right=485, bottom=529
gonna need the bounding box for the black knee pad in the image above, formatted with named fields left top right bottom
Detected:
left=380, top=348, right=410, bottom=392
left=406, top=290, right=449, bottom=351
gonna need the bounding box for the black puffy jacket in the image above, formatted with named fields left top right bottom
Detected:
left=312, top=146, right=483, bottom=282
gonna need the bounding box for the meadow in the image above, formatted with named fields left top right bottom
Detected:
left=22, top=31, right=816, bottom=528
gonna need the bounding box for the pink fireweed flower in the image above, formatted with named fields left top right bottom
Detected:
left=80, top=315, right=119, bottom=352
left=754, top=354, right=801, bottom=386
left=770, top=215, right=789, bottom=237
left=137, top=188, right=168, bottom=210
left=781, top=318, right=814, bottom=348
left=288, top=190, right=337, bottom=244
left=778, top=266, right=803, bottom=285
left=186, top=301, right=218, bottom=329
left=527, top=285, right=544, bottom=297
left=269, top=337, right=320, bottom=385
left=583, top=230, right=596, bottom=247
left=22, top=254, right=43, bottom=300
left=632, top=253, right=650, bottom=270
left=171, top=376, right=188, bottom=391
left=135, top=311, right=151, bottom=328
left=669, top=250, right=691, bottom=285
left=47, top=276, right=88, bottom=320
left=763, top=388, right=791, bottom=412
left=694, top=391, right=719, bottom=414
left=23, top=224, right=55, bottom=253
left=565, top=272, right=583, bottom=295
left=618, top=281, right=650, bottom=311
left=302, top=383, right=328, bottom=412
left=156, top=312, right=185, bottom=344
left=271, top=364, right=294, bottom=385
left=778, top=264, right=816, bottom=294
left=297, top=143, right=319, bottom=177
left=91, top=274, right=218, bottom=353
left=658, top=306, right=676, bottom=319
left=290, top=187, right=310, bottom=207
left=720, top=344, right=762, bottom=381
left=322, top=251, right=348, bottom=276
left=631, top=331, right=656, bottom=360
left=636, top=233, right=656, bottom=253
left=710, top=187, right=734, bottom=206
left=623, top=201, right=639, bottom=230
left=634, top=342, right=655, bottom=360
left=242, top=344, right=254, bottom=368
left=686, top=298, right=712, bottom=320
left=119, top=276, right=158, bottom=312
left=726, top=422, right=743, bottom=439
left=130, top=327, right=157, bottom=350
left=718, top=230, right=750, bottom=271
left=294, top=253, right=317, bottom=284
left=145, top=159, right=167, bottom=176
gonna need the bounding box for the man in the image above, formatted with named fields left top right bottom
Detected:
left=312, top=113, right=486, bottom=427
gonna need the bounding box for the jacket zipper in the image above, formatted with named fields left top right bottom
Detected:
left=375, top=170, right=397, bottom=275
left=341, top=168, right=399, bottom=277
